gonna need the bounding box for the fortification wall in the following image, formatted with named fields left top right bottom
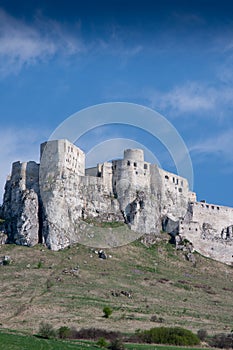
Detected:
left=158, top=168, right=191, bottom=221
left=40, top=139, right=85, bottom=178
left=179, top=202, right=233, bottom=265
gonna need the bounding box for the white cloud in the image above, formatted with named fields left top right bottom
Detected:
left=147, top=81, right=233, bottom=119
left=0, top=9, right=84, bottom=75
left=190, top=129, right=233, bottom=163
left=148, top=82, right=216, bottom=114
left=0, top=127, right=48, bottom=203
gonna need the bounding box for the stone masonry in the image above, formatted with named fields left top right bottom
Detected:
left=0, top=139, right=232, bottom=264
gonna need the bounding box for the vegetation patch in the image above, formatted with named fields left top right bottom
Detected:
left=137, top=327, right=200, bottom=346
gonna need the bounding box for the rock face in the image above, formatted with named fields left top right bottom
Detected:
left=1, top=161, right=40, bottom=246
left=0, top=139, right=233, bottom=265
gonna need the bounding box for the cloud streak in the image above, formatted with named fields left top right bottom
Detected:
left=190, top=129, right=233, bottom=164
left=147, top=81, right=233, bottom=119
left=0, top=9, right=84, bottom=75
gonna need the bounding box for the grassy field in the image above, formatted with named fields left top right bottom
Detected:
left=0, top=330, right=213, bottom=350
left=0, top=235, right=232, bottom=337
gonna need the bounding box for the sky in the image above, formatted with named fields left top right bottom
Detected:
left=0, top=0, right=233, bottom=207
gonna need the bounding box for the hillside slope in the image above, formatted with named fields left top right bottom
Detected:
left=0, top=235, right=232, bottom=335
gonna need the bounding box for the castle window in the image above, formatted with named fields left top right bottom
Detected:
left=165, top=175, right=169, bottom=180
left=211, top=206, right=215, bottom=209
left=173, top=177, right=175, bottom=183
left=178, top=188, right=182, bottom=193
left=181, top=180, right=183, bottom=186
left=176, top=179, right=179, bottom=185
left=206, top=205, right=209, bottom=208
left=144, top=164, right=148, bottom=169
left=217, top=206, right=220, bottom=210
left=134, top=162, right=137, bottom=167
left=127, top=161, right=130, bottom=166
left=135, top=171, right=138, bottom=175
left=71, top=147, right=73, bottom=152
left=195, top=228, right=198, bottom=231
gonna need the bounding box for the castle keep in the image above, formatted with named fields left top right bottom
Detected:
left=0, top=139, right=232, bottom=265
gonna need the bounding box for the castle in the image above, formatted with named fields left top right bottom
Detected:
left=0, top=139, right=232, bottom=265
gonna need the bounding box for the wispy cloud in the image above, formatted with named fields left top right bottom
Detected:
left=190, top=129, right=233, bottom=163
left=0, top=9, right=84, bottom=75
left=147, top=81, right=233, bottom=119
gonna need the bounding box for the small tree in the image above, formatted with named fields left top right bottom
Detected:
left=103, top=306, right=112, bottom=318
left=58, top=326, right=71, bottom=339
left=38, top=321, right=56, bottom=339
left=97, top=337, right=108, bottom=348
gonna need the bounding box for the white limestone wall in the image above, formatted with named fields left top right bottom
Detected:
left=192, top=202, right=233, bottom=236
left=40, top=139, right=85, bottom=178
left=158, top=168, right=190, bottom=220
left=179, top=202, right=233, bottom=265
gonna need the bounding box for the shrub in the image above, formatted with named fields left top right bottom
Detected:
left=71, top=327, right=121, bottom=341
left=38, top=321, right=56, bottom=339
left=108, top=338, right=125, bottom=350
left=97, top=337, right=108, bottom=348
left=150, top=315, right=165, bottom=323
left=103, top=306, right=112, bottom=318
left=37, top=260, right=43, bottom=269
left=197, top=328, right=208, bottom=341
left=208, top=333, right=233, bottom=348
left=140, top=326, right=200, bottom=346
left=58, top=326, right=71, bottom=339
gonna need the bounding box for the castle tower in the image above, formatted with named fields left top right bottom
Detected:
left=40, top=139, right=85, bottom=179
left=112, top=149, right=150, bottom=196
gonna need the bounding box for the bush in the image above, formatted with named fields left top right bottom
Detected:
left=37, top=260, right=43, bottom=269
left=208, top=333, right=233, bottom=348
left=140, top=326, right=200, bottom=346
left=103, top=306, right=112, bottom=318
left=38, top=322, right=56, bottom=339
left=96, top=337, right=108, bottom=348
left=150, top=315, right=165, bottom=323
left=197, top=328, right=208, bottom=341
left=71, top=327, right=121, bottom=341
left=108, top=338, right=125, bottom=350
left=58, top=326, right=71, bottom=339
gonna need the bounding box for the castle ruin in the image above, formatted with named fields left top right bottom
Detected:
left=0, top=139, right=232, bottom=265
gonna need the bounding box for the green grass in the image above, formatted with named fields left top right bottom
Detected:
left=0, top=331, right=213, bottom=350
left=0, top=331, right=96, bottom=350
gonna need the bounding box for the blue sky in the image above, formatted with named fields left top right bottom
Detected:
left=0, top=0, right=232, bottom=206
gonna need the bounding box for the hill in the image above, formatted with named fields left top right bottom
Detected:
left=0, top=234, right=232, bottom=336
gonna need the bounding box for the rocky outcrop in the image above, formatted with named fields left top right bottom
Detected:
left=40, top=173, right=124, bottom=250
left=1, top=161, right=40, bottom=247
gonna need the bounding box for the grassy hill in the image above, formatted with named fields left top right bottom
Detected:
left=0, top=234, right=232, bottom=337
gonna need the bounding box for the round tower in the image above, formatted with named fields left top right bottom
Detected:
left=124, top=149, right=144, bottom=162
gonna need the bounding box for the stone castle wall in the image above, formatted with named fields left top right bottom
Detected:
left=0, top=138, right=232, bottom=264
left=178, top=201, right=233, bottom=265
